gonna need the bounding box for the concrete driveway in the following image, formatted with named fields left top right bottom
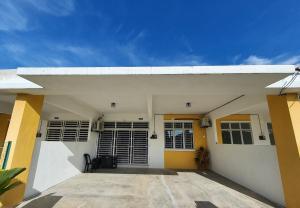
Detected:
left=18, top=169, right=281, bottom=208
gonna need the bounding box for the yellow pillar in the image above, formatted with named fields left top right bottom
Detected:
left=0, top=94, right=44, bottom=207
left=267, top=94, right=300, bottom=208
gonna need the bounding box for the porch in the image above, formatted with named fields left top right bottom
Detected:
left=18, top=169, right=281, bottom=208
left=0, top=66, right=299, bottom=207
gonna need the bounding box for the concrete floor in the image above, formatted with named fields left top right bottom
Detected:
left=19, top=169, right=282, bottom=208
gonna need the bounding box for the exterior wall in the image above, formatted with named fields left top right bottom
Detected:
left=25, top=116, right=98, bottom=198
left=148, top=115, right=164, bottom=168
left=0, top=94, right=44, bottom=206
left=0, top=113, right=10, bottom=150
left=267, top=94, right=300, bottom=207
left=207, top=111, right=285, bottom=205
left=164, top=114, right=207, bottom=169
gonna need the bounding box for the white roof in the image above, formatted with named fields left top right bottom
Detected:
left=17, top=65, right=295, bottom=76
left=0, top=65, right=299, bottom=116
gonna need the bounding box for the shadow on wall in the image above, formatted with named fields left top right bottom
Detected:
left=196, top=170, right=283, bottom=208
left=25, top=133, right=97, bottom=199
left=21, top=193, right=62, bottom=208
left=195, top=201, right=218, bottom=208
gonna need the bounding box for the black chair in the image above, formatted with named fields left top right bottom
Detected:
left=83, top=153, right=92, bottom=173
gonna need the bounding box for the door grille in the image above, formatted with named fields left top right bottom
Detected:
left=97, top=122, right=148, bottom=165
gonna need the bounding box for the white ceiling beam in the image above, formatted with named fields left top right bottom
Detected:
left=45, top=96, right=99, bottom=119
left=147, top=95, right=153, bottom=120
left=208, top=95, right=267, bottom=120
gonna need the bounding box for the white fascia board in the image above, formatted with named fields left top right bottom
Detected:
left=267, top=74, right=300, bottom=88
left=0, top=69, right=42, bottom=89
left=17, top=65, right=296, bottom=76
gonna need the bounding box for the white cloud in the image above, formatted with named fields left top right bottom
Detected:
left=278, top=55, right=300, bottom=65
left=0, top=1, right=28, bottom=31
left=3, top=43, right=26, bottom=54
left=1, top=28, right=207, bottom=67
left=25, top=0, right=75, bottom=16
left=0, top=0, right=75, bottom=31
left=243, top=55, right=272, bottom=65
left=242, top=54, right=300, bottom=65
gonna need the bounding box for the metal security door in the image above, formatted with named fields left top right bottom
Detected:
left=132, top=130, right=148, bottom=164
left=97, top=122, right=148, bottom=165
left=115, top=130, right=131, bottom=164
left=97, top=130, right=114, bottom=157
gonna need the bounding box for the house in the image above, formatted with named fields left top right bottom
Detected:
left=0, top=65, right=299, bottom=207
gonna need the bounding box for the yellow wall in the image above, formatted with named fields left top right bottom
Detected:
left=0, top=94, right=44, bottom=207
left=164, top=114, right=207, bottom=169
left=216, top=114, right=251, bottom=144
left=0, top=114, right=10, bottom=151
left=267, top=94, right=300, bottom=207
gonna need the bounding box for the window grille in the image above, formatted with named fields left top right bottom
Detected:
left=164, top=121, right=194, bottom=149
left=46, top=120, right=90, bottom=142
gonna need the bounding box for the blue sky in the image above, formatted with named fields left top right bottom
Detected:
left=0, top=0, right=300, bottom=68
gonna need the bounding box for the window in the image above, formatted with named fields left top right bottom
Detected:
left=267, top=123, right=275, bottom=145
left=164, top=121, right=194, bottom=149
left=221, top=122, right=253, bottom=144
left=46, top=120, right=90, bottom=142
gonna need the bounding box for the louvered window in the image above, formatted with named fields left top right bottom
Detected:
left=132, top=122, right=149, bottom=129
left=164, top=121, right=194, bottom=149
left=46, top=120, right=90, bottom=142
left=116, top=122, right=132, bottom=128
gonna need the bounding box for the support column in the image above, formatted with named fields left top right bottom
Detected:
left=267, top=94, right=300, bottom=207
left=0, top=94, right=44, bottom=206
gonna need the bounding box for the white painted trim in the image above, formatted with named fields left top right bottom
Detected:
left=17, top=65, right=295, bottom=76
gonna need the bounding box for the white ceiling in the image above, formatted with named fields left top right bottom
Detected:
left=0, top=69, right=298, bottom=116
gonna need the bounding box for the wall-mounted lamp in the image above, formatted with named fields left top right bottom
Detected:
left=150, top=115, right=158, bottom=139
left=150, top=133, right=158, bottom=139
left=111, top=102, right=116, bottom=108
left=186, top=102, right=191, bottom=108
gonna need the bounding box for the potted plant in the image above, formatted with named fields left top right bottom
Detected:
left=195, top=147, right=209, bottom=170
left=0, top=168, right=26, bottom=196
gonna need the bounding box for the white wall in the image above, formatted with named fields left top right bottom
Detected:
left=25, top=119, right=98, bottom=198
left=207, top=128, right=284, bottom=205
left=206, top=99, right=285, bottom=206
left=148, top=115, right=164, bottom=168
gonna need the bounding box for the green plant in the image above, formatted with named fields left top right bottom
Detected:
left=0, top=168, right=26, bottom=196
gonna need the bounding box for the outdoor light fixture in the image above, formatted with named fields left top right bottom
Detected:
left=150, top=115, right=158, bottom=139
left=186, top=102, right=191, bottom=108
left=150, top=133, right=158, bottom=139
left=111, top=102, right=116, bottom=108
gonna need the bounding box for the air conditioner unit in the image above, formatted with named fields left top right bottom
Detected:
left=91, top=119, right=103, bottom=132
left=200, top=117, right=212, bottom=128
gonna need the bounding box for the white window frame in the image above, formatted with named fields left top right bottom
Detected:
left=164, top=120, right=194, bottom=150
left=220, top=121, right=253, bottom=145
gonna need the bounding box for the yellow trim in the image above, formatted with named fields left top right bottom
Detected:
left=164, top=114, right=207, bottom=169
left=267, top=94, right=300, bottom=207
left=0, top=94, right=44, bottom=207
left=216, top=114, right=251, bottom=144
